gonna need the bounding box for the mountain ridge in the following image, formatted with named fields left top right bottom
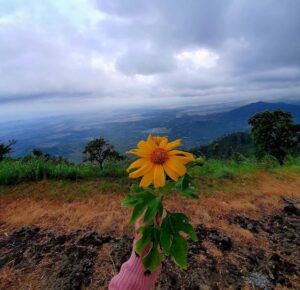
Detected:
left=1, top=101, right=299, bottom=162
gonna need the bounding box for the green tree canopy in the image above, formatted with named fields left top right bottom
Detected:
left=31, top=149, right=50, bottom=160
left=248, top=110, right=300, bottom=164
left=83, top=137, right=123, bottom=168
left=190, top=132, right=254, bottom=160
left=0, top=140, right=16, bottom=161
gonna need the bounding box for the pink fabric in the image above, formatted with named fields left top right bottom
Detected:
left=109, top=242, right=160, bottom=290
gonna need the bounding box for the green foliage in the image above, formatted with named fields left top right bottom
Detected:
left=192, top=157, right=278, bottom=179
left=122, top=172, right=199, bottom=272
left=0, top=140, right=16, bottom=161
left=1, top=156, right=300, bottom=187
left=174, top=174, right=198, bottom=198
left=270, top=155, right=300, bottom=174
left=136, top=224, right=162, bottom=272
left=31, top=149, right=50, bottom=160
left=0, top=158, right=127, bottom=185
left=83, top=137, right=123, bottom=168
left=122, top=191, right=163, bottom=225
left=248, top=110, right=300, bottom=164
left=190, top=132, right=254, bottom=160
left=160, top=212, right=198, bottom=268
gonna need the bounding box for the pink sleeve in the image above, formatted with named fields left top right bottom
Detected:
left=109, top=242, right=160, bottom=290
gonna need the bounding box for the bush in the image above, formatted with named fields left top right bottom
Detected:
left=192, top=158, right=258, bottom=179
left=215, top=167, right=236, bottom=179
left=0, top=158, right=127, bottom=185
left=190, top=156, right=300, bottom=180
left=0, top=157, right=299, bottom=186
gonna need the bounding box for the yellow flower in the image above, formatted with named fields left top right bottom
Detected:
left=127, top=135, right=195, bottom=188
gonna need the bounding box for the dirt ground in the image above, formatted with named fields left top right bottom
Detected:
left=0, top=173, right=299, bottom=289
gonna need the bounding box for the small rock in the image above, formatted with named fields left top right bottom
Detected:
left=248, top=272, right=270, bottom=290
left=208, top=230, right=232, bottom=251
left=232, top=216, right=260, bottom=233
left=78, top=232, right=105, bottom=247
left=283, top=205, right=300, bottom=216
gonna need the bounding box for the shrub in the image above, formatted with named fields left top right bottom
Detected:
left=0, top=158, right=127, bottom=185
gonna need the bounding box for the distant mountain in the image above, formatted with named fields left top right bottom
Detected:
left=215, top=101, right=300, bottom=123
left=1, top=101, right=299, bottom=162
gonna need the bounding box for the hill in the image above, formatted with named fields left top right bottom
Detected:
left=190, top=132, right=254, bottom=159
left=214, top=101, right=300, bottom=127
left=1, top=101, right=299, bottom=162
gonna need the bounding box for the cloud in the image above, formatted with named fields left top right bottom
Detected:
left=175, top=49, right=220, bottom=69
left=116, top=48, right=175, bottom=75
left=0, top=0, right=299, bottom=118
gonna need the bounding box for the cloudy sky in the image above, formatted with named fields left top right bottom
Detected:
left=0, top=0, right=300, bottom=119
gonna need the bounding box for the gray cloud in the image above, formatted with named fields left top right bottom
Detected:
left=116, top=47, right=175, bottom=75
left=0, top=0, right=299, bottom=118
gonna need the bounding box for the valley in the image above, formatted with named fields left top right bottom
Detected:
left=1, top=101, right=300, bottom=162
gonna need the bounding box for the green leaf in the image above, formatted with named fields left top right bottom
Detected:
left=122, top=191, right=155, bottom=208
left=143, top=197, right=162, bottom=223
left=135, top=226, right=153, bottom=255
left=129, top=202, right=146, bottom=225
left=122, top=194, right=139, bottom=207
left=142, top=244, right=162, bottom=272
left=142, top=226, right=162, bottom=272
left=121, top=194, right=138, bottom=207
left=180, top=187, right=198, bottom=199
left=179, top=221, right=198, bottom=241
left=135, top=224, right=162, bottom=272
left=174, top=174, right=198, bottom=199
left=188, top=157, right=205, bottom=168
left=131, top=184, right=144, bottom=193
left=123, top=191, right=162, bottom=225
left=160, top=217, right=172, bottom=254
left=170, top=234, right=188, bottom=269
left=181, top=174, right=190, bottom=190
left=160, top=212, right=198, bottom=269
left=159, top=181, right=174, bottom=196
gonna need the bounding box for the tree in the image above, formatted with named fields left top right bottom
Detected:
left=31, top=149, right=50, bottom=160
left=292, top=124, right=300, bottom=155
left=83, top=138, right=123, bottom=168
left=190, top=132, right=254, bottom=160
left=0, top=140, right=16, bottom=161
left=248, top=110, right=299, bottom=164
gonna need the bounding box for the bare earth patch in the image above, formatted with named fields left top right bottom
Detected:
left=0, top=173, right=299, bottom=289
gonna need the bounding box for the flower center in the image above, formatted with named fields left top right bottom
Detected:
left=150, top=148, right=169, bottom=164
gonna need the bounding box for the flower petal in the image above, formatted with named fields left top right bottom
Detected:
left=168, top=150, right=194, bottom=160
left=158, top=137, right=168, bottom=148
left=146, top=134, right=157, bottom=149
left=137, top=140, right=153, bottom=150
left=165, top=139, right=182, bottom=151
left=127, top=158, right=148, bottom=172
left=139, top=170, right=154, bottom=187
left=171, top=156, right=194, bottom=165
left=127, top=149, right=151, bottom=157
left=165, top=158, right=187, bottom=177
left=163, top=163, right=179, bottom=181
left=153, top=165, right=165, bottom=188
left=129, top=163, right=153, bottom=179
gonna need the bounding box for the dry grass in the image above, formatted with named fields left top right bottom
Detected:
left=1, top=172, right=299, bottom=242
left=0, top=171, right=299, bottom=290
left=0, top=194, right=131, bottom=235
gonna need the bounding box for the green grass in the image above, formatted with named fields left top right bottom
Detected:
left=0, top=156, right=299, bottom=186
left=0, top=158, right=127, bottom=185
left=188, top=156, right=300, bottom=194
left=191, top=156, right=300, bottom=178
